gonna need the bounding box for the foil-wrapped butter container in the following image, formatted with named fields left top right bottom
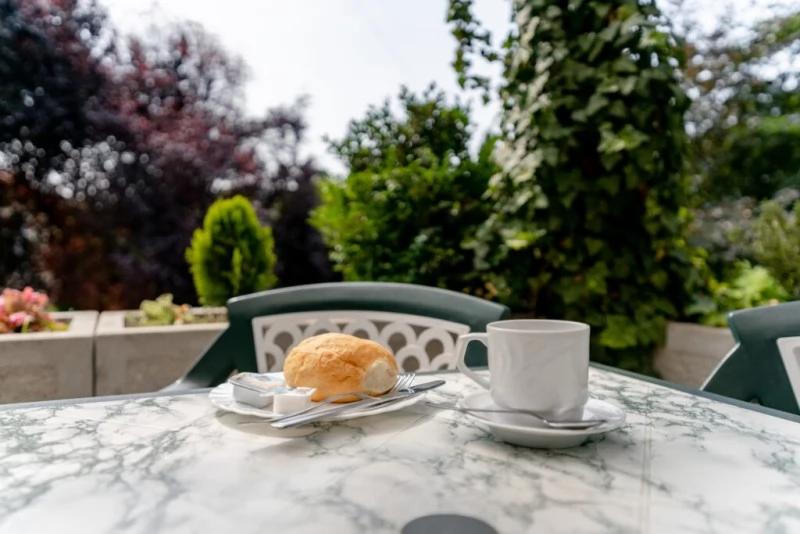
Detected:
left=228, top=372, right=289, bottom=408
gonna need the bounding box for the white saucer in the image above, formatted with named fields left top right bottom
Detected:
left=459, top=392, right=626, bottom=449
left=209, top=372, right=426, bottom=421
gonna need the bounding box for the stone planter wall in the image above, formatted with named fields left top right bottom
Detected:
left=0, top=311, right=98, bottom=404
left=94, top=309, right=227, bottom=395
left=653, top=322, right=736, bottom=388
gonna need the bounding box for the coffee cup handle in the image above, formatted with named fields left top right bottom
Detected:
left=454, top=333, right=490, bottom=389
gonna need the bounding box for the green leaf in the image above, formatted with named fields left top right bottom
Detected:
left=597, top=176, right=620, bottom=195
left=502, top=228, right=546, bottom=250
left=619, top=77, right=637, bottom=95
left=599, top=315, right=641, bottom=349
left=568, top=0, right=585, bottom=11
left=599, top=124, right=649, bottom=154
left=592, top=4, right=612, bottom=19
left=586, top=238, right=604, bottom=256
left=612, top=57, right=639, bottom=74
left=585, top=94, right=610, bottom=117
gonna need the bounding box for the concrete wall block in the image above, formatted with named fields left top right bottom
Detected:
left=0, top=311, right=98, bottom=404
left=94, top=309, right=227, bottom=395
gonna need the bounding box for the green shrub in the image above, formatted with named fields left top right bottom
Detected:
left=751, top=198, right=800, bottom=298
left=311, top=87, right=500, bottom=299
left=127, top=294, right=190, bottom=327
left=312, top=155, right=495, bottom=297
left=449, top=0, right=702, bottom=373
left=123, top=293, right=228, bottom=327
left=686, top=262, right=788, bottom=327
left=185, top=196, right=277, bottom=306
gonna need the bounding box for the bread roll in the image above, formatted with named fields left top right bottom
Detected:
left=283, top=333, right=398, bottom=403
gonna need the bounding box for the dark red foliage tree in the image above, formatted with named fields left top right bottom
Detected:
left=0, top=0, right=119, bottom=292
left=1, top=0, right=333, bottom=308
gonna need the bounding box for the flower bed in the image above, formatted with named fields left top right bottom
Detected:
left=0, top=287, right=68, bottom=334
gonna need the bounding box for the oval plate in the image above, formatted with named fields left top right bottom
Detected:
left=209, top=373, right=426, bottom=421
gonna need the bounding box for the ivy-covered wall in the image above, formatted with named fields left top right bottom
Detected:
left=452, top=0, right=704, bottom=372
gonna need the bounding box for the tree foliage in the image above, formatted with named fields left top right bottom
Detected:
left=0, top=0, right=117, bottom=293
left=669, top=1, right=800, bottom=201
left=448, top=0, right=702, bottom=371
left=312, top=86, right=499, bottom=298
left=0, top=0, right=332, bottom=309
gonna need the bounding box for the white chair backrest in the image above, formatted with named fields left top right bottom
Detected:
left=252, top=310, right=470, bottom=373
left=775, top=336, right=800, bottom=408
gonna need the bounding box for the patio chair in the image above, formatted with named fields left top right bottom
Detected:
left=162, top=282, right=510, bottom=391
left=702, top=301, right=800, bottom=416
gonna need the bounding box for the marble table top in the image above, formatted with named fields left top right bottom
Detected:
left=1, top=368, right=800, bottom=534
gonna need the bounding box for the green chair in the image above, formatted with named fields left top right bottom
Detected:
left=701, top=301, right=800, bottom=416
left=163, top=282, right=510, bottom=391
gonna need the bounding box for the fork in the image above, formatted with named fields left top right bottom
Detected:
left=237, top=372, right=416, bottom=425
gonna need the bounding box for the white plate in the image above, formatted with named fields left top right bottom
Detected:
left=209, top=372, right=426, bottom=421
left=459, top=392, right=626, bottom=449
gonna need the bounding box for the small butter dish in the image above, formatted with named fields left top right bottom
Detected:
left=273, top=387, right=317, bottom=415
left=228, top=372, right=287, bottom=408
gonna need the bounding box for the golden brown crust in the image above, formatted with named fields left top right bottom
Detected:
left=283, top=333, right=398, bottom=403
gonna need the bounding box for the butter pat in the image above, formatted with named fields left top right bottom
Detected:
left=228, top=372, right=288, bottom=408
left=273, top=387, right=316, bottom=415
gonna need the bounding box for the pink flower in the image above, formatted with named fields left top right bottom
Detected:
left=0, top=287, right=63, bottom=333
left=8, top=312, right=31, bottom=328
left=22, top=287, right=39, bottom=304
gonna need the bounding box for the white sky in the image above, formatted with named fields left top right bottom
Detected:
left=98, top=0, right=789, bottom=175
left=99, top=0, right=510, bottom=174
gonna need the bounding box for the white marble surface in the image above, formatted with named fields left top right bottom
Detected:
left=1, top=369, right=800, bottom=534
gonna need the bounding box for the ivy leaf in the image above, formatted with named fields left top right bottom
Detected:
left=585, top=94, right=610, bottom=117
left=586, top=238, right=604, bottom=256
left=501, top=227, right=546, bottom=250
left=568, top=0, right=585, bottom=11
left=598, top=315, right=640, bottom=349
left=619, top=77, right=637, bottom=95
left=599, top=124, right=649, bottom=154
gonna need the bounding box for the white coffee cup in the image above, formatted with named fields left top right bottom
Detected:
left=455, top=319, right=590, bottom=421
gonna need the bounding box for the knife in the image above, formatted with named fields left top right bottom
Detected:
left=270, top=379, right=445, bottom=429
left=269, top=379, right=445, bottom=425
